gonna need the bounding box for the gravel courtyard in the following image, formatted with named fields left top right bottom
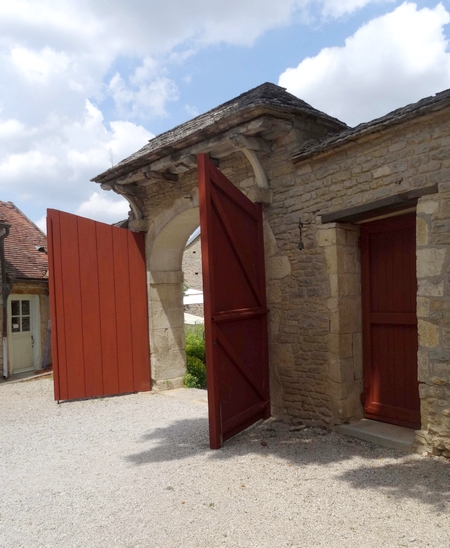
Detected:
left=1, top=377, right=449, bottom=548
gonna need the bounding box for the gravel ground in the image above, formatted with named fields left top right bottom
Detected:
left=1, top=377, right=449, bottom=548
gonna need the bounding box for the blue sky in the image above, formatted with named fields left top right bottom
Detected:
left=1, top=0, right=449, bottom=230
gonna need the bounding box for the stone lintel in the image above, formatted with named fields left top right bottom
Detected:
left=321, top=184, right=438, bottom=224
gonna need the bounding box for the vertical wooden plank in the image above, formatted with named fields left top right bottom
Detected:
left=78, top=218, right=103, bottom=397
left=128, top=231, right=151, bottom=392
left=96, top=223, right=120, bottom=395
left=47, top=211, right=63, bottom=400
left=198, top=153, right=222, bottom=450
left=59, top=213, right=86, bottom=399
left=113, top=228, right=134, bottom=394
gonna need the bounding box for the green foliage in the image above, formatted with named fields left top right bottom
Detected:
left=183, top=325, right=207, bottom=389
left=185, top=325, right=206, bottom=363
left=184, top=355, right=207, bottom=389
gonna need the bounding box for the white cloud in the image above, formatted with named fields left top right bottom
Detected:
left=108, top=73, right=179, bottom=119
left=75, top=192, right=130, bottom=225
left=10, top=47, right=70, bottom=84
left=35, top=215, right=47, bottom=234
left=320, top=0, right=394, bottom=18
left=279, top=2, right=450, bottom=125
left=0, top=100, right=153, bottom=211
left=0, top=0, right=402, bottom=223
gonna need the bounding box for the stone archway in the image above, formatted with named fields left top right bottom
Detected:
left=148, top=203, right=200, bottom=389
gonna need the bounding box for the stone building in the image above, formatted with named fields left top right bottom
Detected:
left=0, top=202, right=51, bottom=378
left=92, top=83, right=450, bottom=456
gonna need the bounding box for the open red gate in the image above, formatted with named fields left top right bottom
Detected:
left=198, top=154, right=270, bottom=449
left=47, top=209, right=151, bottom=401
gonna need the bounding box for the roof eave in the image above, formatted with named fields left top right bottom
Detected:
left=92, top=103, right=346, bottom=186
left=291, top=90, right=450, bottom=164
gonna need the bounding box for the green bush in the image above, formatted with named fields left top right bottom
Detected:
left=183, top=325, right=207, bottom=389
left=185, top=327, right=206, bottom=363
left=183, top=356, right=207, bottom=389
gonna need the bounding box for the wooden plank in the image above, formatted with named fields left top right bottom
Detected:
left=59, top=213, right=85, bottom=399
left=112, top=227, right=134, bottom=394
left=47, top=211, right=64, bottom=400
left=78, top=217, right=103, bottom=397
left=96, top=222, right=120, bottom=395
left=128, top=231, right=151, bottom=392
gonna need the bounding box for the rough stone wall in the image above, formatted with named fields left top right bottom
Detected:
left=415, top=191, right=450, bottom=456
left=183, top=237, right=202, bottom=292
left=259, top=108, right=450, bottom=450
left=137, top=107, right=450, bottom=454
left=182, top=236, right=204, bottom=317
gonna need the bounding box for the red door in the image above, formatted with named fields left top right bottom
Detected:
left=198, top=154, right=270, bottom=449
left=361, top=214, right=420, bottom=429
left=47, top=209, right=151, bottom=401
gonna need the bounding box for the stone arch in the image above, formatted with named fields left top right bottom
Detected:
left=146, top=154, right=272, bottom=390
left=147, top=199, right=200, bottom=390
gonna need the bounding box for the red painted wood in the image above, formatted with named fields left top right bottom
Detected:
left=47, top=209, right=151, bottom=401
left=78, top=217, right=103, bottom=397
left=361, top=214, right=420, bottom=429
left=198, top=154, right=270, bottom=449
left=128, top=232, right=151, bottom=393
left=113, top=228, right=134, bottom=394
left=47, top=213, right=63, bottom=401
left=96, top=222, right=120, bottom=395
left=60, top=213, right=85, bottom=399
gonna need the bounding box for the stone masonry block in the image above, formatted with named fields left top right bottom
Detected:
left=324, top=246, right=338, bottom=275
left=316, top=227, right=337, bottom=247
left=151, top=349, right=186, bottom=381
left=416, top=217, right=429, bottom=246
left=372, top=165, right=391, bottom=178
left=418, top=279, right=444, bottom=297
left=418, top=350, right=430, bottom=382
left=268, top=255, right=291, bottom=279
left=339, top=298, right=362, bottom=333
left=417, top=297, right=430, bottom=318
left=417, top=248, right=447, bottom=277
left=418, top=320, right=440, bottom=348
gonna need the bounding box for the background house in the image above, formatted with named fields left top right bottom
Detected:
left=0, top=202, right=51, bottom=378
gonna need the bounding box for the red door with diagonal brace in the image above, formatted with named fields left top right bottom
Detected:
left=47, top=209, right=151, bottom=401
left=198, top=154, right=270, bottom=449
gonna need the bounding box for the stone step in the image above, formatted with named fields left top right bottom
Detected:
left=336, top=419, right=416, bottom=451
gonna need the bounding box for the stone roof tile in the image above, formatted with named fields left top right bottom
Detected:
left=92, top=82, right=347, bottom=184
left=291, top=88, right=450, bottom=162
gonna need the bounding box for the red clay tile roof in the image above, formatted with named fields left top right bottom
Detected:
left=0, top=202, right=48, bottom=280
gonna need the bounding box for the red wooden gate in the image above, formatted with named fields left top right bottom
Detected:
left=361, top=214, right=420, bottom=429
left=47, top=209, right=151, bottom=401
left=198, top=154, right=270, bottom=449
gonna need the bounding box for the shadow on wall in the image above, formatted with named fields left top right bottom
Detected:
left=124, top=416, right=450, bottom=513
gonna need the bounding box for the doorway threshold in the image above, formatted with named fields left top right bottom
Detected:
left=335, top=419, right=416, bottom=451
left=0, top=369, right=52, bottom=385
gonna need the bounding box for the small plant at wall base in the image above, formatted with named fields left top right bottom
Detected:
left=183, top=324, right=207, bottom=389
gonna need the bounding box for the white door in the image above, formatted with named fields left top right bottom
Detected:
left=8, top=295, right=40, bottom=374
